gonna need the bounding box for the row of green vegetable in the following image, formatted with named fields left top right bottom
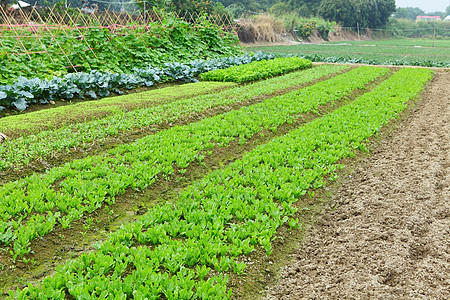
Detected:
left=0, top=52, right=274, bottom=111
left=0, top=66, right=386, bottom=259
left=0, top=81, right=237, bottom=138
left=0, top=64, right=348, bottom=171
left=9, top=67, right=433, bottom=299
left=249, top=50, right=450, bottom=68
left=306, top=54, right=450, bottom=68
left=199, top=57, right=312, bottom=83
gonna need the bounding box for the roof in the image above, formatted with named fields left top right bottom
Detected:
left=416, top=16, right=441, bottom=19
left=10, top=1, right=31, bottom=9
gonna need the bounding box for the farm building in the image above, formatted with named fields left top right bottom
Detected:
left=416, top=16, right=442, bottom=22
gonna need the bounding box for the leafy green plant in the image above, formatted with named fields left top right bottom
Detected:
left=0, top=52, right=275, bottom=111
left=200, top=57, right=312, bottom=83
left=297, top=20, right=317, bottom=40
left=317, top=24, right=332, bottom=40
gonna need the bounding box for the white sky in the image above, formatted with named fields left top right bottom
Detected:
left=395, top=0, right=449, bottom=13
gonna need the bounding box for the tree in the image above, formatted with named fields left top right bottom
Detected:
left=376, top=0, right=396, bottom=25
left=269, top=2, right=290, bottom=16
left=1, top=0, right=8, bottom=10
left=288, top=0, right=322, bottom=16
left=226, top=3, right=245, bottom=18
left=213, top=0, right=277, bottom=14
left=357, top=0, right=395, bottom=28
left=394, top=7, right=425, bottom=20
left=318, top=0, right=359, bottom=28
left=319, top=0, right=395, bottom=29
left=135, top=0, right=169, bottom=13
left=426, top=11, right=447, bottom=18
left=171, top=0, right=216, bottom=14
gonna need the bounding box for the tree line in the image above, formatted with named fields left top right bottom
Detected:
left=3, top=0, right=450, bottom=29
left=394, top=6, right=450, bottom=20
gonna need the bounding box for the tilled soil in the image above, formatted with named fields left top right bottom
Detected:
left=266, top=71, right=450, bottom=299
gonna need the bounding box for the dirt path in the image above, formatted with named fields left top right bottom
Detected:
left=266, top=71, right=450, bottom=299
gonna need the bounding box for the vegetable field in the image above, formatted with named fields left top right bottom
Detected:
left=246, top=38, right=450, bottom=68
left=1, top=58, right=447, bottom=299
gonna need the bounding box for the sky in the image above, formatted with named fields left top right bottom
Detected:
left=395, top=0, right=449, bottom=13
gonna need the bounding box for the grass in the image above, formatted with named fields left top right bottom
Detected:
left=245, top=38, right=450, bottom=66
left=0, top=82, right=236, bottom=138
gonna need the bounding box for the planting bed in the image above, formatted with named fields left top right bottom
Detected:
left=0, top=62, right=447, bottom=299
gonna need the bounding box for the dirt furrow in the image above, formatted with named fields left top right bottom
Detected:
left=266, top=71, right=450, bottom=299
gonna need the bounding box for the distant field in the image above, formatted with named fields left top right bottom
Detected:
left=326, top=39, right=450, bottom=48
left=246, top=38, right=450, bottom=67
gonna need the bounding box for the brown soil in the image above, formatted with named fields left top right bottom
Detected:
left=240, top=26, right=364, bottom=46
left=265, top=71, right=450, bottom=299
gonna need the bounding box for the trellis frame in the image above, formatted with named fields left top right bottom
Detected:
left=0, top=5, right=240, bottom=74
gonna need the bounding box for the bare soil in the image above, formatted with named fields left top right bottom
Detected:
left=266, top=71, right=450, bottom=299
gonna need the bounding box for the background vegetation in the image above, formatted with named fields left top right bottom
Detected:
left=0, top=12, right=241, bottom=84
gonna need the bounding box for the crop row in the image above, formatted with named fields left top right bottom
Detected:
left=9, top=67, right=433, bottom=299
left=0, top=52, right=275, bottom=111
left=0, top=81, right=237, bottom=138
left=0, top=64, right=349, bottom=171
left=248, top=49, right=450, bottom=68
left=0, top=66, right=385, bottom=258
left=199, top=57, right=312, bottom=83
left=301, top=53, right=450, bottom=68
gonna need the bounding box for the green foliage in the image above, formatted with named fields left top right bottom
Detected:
left=0, top=81, right=236, bottom=137
left=245, top=43, right=450, bottom=68
left=317, top=24, right=332, bottom=40
left=319, top=0, right=358, bottom=27
left=1, top=0, right=7, bottom=10
left=200, top=57, right=312, bottom=82
left=172, top=0, right=215, bottom=14
left=394, top=7, right=426, bottom=20
left=9, top=66, right=432, bottom=299
left=269, top=2, right=290, bottom=15
left=394, top=6, right=449, bottom=20
left=298, top=53, right=449, bottom=68
left=384, top=18, right=450, bottom=38
left=216, top=0, right=323, bottom=17
left=297, top=20, right=317, bottom=40
left=356, top=0, right=396, bottom=29
left=0, top=14, right=241, bottom=85
left=319, top=0, right=395, bottom=29
left=0, top=53, right=277, bottom=111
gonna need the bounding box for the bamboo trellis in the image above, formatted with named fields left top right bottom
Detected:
left=0, top=5, right=240, bottom=75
